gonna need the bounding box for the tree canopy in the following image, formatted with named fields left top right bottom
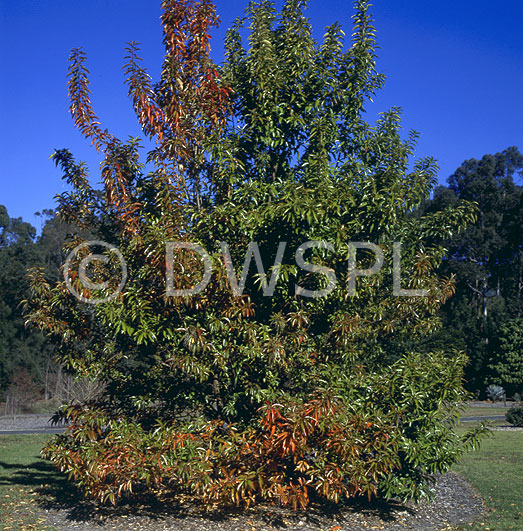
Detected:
left=423, top=147, right=523, bottom=396
left=0, top=207, right=71, bottom=400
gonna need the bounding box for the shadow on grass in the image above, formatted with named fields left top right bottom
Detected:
left=0, top=458, right=414, bottom=528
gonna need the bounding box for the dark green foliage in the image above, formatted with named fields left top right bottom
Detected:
left=0, top=205, right=40, bottom=392
left=42, top=350, right=484, bottom=506
left=0, top=206, right=72, bottom=398
left=488, top=318, right=523, bottom=397
left=505, top=405, right=523, bottom=427
left=421, top=147, right=523, bottom=395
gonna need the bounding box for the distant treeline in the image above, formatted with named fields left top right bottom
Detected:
left=0, top=208, right=71, bottom=406
left=419, top=146, right=523, bottom=397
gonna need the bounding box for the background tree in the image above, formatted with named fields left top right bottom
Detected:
left=0, top=205, right=40, bottom=394
left=423, top=147, right=523, bottom=394
left=489, top=318, right=523, bottom=397
left=25, top=0, right=485, bottom=509
left=0, top=206, right=74, bottom=405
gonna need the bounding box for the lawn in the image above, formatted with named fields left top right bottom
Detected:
left=0, top=434, right=61, bottom=531
left=460, top=406, right=510, bottom=418
left=452, top=429, right=523, bottom=530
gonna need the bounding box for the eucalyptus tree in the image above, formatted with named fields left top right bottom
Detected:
left=425, top=147, right=523, bottom=393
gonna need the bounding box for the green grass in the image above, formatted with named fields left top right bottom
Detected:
left=460, top=406, right=510, bottom=418
left=460, top=418, right=506, bottom=429
left=0, top=434, right=61, bottom=531
left=453, top=429, right=523, bottom=530
left=458, top=404, right=509, bottom=428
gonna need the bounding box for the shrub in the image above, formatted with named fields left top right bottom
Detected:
left=486, top=384, right=505, bottom=402
left=44, top=351, right=484, bottom=506
left=506, top=406, right=523, bottom=427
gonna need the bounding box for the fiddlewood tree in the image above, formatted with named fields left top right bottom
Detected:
left=25, top=0, right=486, bottom=509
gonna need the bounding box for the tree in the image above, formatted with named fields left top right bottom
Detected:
left=0, top=205, right=40, bottom=393
left=0, top=207, right=75, bottom=401
left=424, top=148, right=523, bottom=393
left=446, top=147, right=523, bottom=321
left=25, top=0, right=485, bottom=509
left=489, top=318, right=523, bottom=397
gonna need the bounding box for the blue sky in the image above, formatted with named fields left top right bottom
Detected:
left=1, top=0, right=522, bottom=230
